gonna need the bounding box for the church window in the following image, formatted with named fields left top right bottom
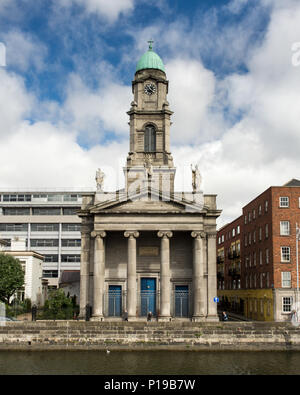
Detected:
left=144, top=124, right=156, bottom=152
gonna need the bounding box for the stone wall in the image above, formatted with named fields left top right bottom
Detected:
left=0, top=321, right=300, bottom=351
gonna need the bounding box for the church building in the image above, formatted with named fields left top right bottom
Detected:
left=78, top=42, right=221, bottom=321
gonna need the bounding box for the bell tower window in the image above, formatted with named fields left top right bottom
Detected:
left=144, top=124, right=156, bottom=152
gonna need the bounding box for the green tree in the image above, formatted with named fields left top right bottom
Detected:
left=41, top=289, right=74, bottom=319
left=0, top=254, right=25, bottom=304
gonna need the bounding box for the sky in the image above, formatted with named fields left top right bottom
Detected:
left=0, top=0, right=300, bottom=229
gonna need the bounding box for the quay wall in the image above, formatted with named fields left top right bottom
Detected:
left=0, top=321, right=299, bottom=351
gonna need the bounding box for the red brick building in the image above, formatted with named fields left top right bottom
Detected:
left=217, top=179, right=300, bottom=321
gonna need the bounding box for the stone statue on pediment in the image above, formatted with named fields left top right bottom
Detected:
left=95, top=168, right=105, bottom=191
left=144, top=158, right=153, bottom=179
left=191, top=164, right=202, bottom=193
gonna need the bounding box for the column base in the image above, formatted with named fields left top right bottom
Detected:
left=158, top=316, right=172, bottom=322
left=127, top=316, right=139, bottom=322
left=192, top=315, right=206, bottom=322
left=90, top=315, right=104, bottom=322
left=205, top=314, right=219, bottom=322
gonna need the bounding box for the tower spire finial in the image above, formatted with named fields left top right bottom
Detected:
left=148, top=39, right=154, bottom=50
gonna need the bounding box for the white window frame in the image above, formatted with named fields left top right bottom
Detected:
left=279, top=196, right=289, bottom=208
left=281, top=246, right=291, bottom=263
left=282, top=272, right=291, bottom=288
left=280, top=221, right=290, bottom=236
left=282, top=296, right=292, bottom=312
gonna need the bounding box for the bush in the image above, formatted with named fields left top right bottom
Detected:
left=38, top=289, right=77, bottom=320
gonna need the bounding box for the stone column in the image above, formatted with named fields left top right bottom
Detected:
left=79, top=230, right=91, bottom=318
left=157, top=230, right=173, bottom=321
left=91, top=231, right=106, bottom=321
left=124, top=231, right=139, bottom=320
left=207, top=232, right=219, bottom=321
left=191, top=231, right=206, bottom=321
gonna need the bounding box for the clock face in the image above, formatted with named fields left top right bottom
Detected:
left=144, top=83, right=156, bottom=95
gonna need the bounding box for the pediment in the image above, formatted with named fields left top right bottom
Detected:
left=89, top=188, right=205, bottom=214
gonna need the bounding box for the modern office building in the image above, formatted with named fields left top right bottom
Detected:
left=217, top=179, right=300, bottom=321
left=0, top=190, right=92, bottom=288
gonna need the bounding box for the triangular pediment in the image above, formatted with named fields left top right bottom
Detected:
left=89, top=187, right=205, bottom=214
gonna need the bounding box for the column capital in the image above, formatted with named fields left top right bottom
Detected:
left=91, top=230, right=106, bottom=238
left=191, top=231, right=206, bottom=239
left=81, top=228, right=91, bottom=236
left=157, top=230, right=173, bottom=238
left=124, top=230, right=139, bottom=238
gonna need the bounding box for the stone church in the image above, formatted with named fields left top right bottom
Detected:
left=78, top=42, right=221, bottom=321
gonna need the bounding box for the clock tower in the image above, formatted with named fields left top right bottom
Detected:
left=125, top=41, right=176, bottom=196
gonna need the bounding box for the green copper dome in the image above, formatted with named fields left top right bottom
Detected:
left=136, top=41, right=165, bottom=73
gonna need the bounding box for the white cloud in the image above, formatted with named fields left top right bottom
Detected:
left=2, top=30, right=47, bottom=72
left=166, top=58, right=225, bottom=145
left=58, top=0, right=134, bottom=22
left=0, top=120, right=127, bottom=190
left=62, top=72, right=131, bottom=144
left=0, top=69, right=34, bottom=136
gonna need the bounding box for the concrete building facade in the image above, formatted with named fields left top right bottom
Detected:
left=78, top=43, right=221, bottom=322
left=3, top=238, right=47, bottom=305
left=0, top=191, right=88, bottom=287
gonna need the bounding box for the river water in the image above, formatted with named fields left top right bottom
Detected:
left=0, top=350, right=300, bottom=375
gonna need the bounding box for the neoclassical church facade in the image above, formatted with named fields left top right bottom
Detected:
left=78, top=43, right=221, bottom=321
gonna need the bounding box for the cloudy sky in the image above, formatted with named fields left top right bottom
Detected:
left=0, top=0, right=300, bottom=228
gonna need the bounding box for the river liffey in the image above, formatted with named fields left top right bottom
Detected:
left=1, top=350, right=300, bottom=375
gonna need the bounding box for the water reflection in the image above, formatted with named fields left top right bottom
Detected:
left=0, top=350, right=300, bottom=375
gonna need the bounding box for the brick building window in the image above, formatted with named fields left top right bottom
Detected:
left=282, top=272, right=291, bottom=288
left=265, top=200, right=268, bottom=213
left=266, top=248, right=269, bottom=264
left=280, top=197, right=289, bottom=208
left=259, top=250, right=263, bottom=265
left=258, top=205, right=262, bottom=216
left=281, top=247, right=291, bottom=262
left=282, top=297, right=292, bottom=312
left=280, top=221, right=290, bottom=236
left=265, top=224, right=269, bottom=238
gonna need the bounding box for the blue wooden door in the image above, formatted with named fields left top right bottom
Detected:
left=141, top=278, right=156, bottom=316
left=175, top=285, right=189, bottom=317
left=108, top=285, right=122, bottom=316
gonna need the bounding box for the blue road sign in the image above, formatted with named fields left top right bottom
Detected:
left=213, top=297, right=219, bottom=303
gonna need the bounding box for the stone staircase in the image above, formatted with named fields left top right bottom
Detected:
left=0, top=321, right=299, bottom=350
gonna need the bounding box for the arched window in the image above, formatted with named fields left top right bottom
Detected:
left=144, top=124, right=156, bottom=152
